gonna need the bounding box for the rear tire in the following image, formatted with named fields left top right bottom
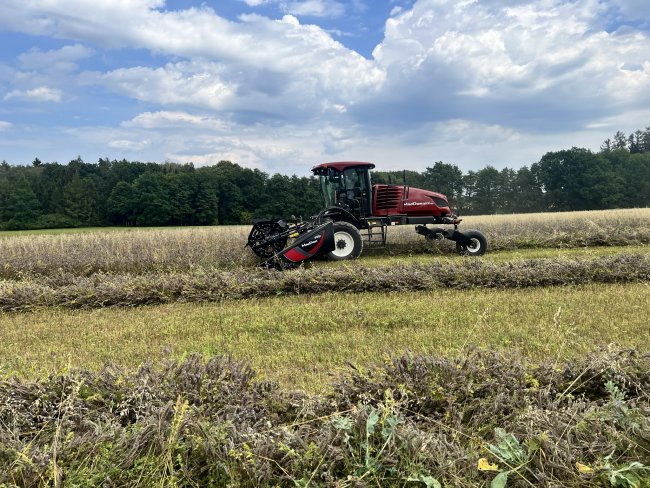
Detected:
left=455, top=230, right=487, bottom=256
left=327, top=221, right=363, bottom=260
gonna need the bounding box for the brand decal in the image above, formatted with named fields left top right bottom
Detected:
left=404, top=201, right=433, bottom=206
left=302, top=235, right=321, bottom=247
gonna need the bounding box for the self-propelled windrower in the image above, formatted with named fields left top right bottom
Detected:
left=247, top=162, right=487, bottom=268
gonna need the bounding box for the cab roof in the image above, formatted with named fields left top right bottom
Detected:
left=311, top=161, right=375, bottom=173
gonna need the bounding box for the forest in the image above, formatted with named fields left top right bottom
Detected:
left=0, top=128, right=649, bottom=230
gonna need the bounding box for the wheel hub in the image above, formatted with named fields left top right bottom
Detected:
left=468, top=238, right=480, bottom=251
left=331, top=232, right=354, bottom=257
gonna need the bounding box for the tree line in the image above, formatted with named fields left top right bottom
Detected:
left=1, top=128, right=649, bottom=230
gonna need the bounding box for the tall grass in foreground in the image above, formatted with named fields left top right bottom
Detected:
left=0, top=208, right=648, bottom=278
left=0, top=348, right=648, bottom=486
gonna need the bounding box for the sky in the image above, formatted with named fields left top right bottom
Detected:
left=0, top=0, right=649, bottom=176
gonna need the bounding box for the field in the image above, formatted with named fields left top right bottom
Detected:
left=1, top=208, right=649, bottom=486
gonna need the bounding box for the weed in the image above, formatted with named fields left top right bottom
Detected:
left=0, top=348, right=648, bottom=486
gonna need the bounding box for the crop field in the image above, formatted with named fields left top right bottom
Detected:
left=0, top=208, right=649, bottom=486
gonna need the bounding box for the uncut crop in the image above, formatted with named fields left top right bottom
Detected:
left=383, top=207, right=650, bottom=254
left=1, top=253, right=648, bottom=311
left=0, top=208, right=648, bottom=280
left=0, top=348, right=648, bottom=487
left=0, top=226, right=254, bottom=280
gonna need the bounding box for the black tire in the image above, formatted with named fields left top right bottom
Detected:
left=326, top=221, right=363, bottom=260
left=455, top=229, right=487, bottom=256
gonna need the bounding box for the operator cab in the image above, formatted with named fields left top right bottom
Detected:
left=312, top=162, right=374, bottom=217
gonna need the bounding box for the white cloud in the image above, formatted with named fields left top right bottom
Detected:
left=4, top=1, right=383, bottom=120
left=0, top=121, right=12, bottom=131
left=123, top=111, right=230, bottom=131
left=4, top=86, right=63, bottom=102
left=363, top=0, right=650, bottom=134
left=1, top=0, right=649, bottom=172
left=18, top=44, right=94, bottom=72
left=108, top=139, right=151, bottom=151
left=94, top=63, right=236, bottom=111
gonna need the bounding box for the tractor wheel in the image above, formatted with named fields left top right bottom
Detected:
left=455, top=230, right=487, bottom=256
left=327, top=222, right=363, bottom=260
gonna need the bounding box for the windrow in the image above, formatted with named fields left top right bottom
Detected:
left=1, top=253, right=648, bottom=311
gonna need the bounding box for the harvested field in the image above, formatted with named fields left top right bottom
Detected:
left=1, top=283, right=648, bottom=390
left=0, top=252, right=648, bottom=311
left=0, top=349, right=648, bottom=487
left=0, top=209, right=649, bottom=486
left=0, top=208, right=648, bottom=279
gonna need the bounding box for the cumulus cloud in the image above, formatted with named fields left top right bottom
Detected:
left=361, top=0, right=650, bottom=134
left=108, top=139, right=151, bottom=151
left=0, top=0, right=377, bottom=78
left=4, top=86, right=63, bottom=102
left=18, top=44, right=94, bottom=73
left=123, top=111, right=230, bottom=131
left=0, top=121, right=12, bottom=131
left=94, top=63, right=236, bottom=111
left=4, top=1, right=383, bottom=122
left=1, top=0, right=649, bottom=171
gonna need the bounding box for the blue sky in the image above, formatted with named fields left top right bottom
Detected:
left=0, top=0, right=649, bottom=175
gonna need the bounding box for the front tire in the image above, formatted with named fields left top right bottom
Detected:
left=327, top=221, right=363, bottom=260
left=455, top=229, right=487, bottom=256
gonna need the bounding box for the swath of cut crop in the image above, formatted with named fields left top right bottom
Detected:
left=0, top=253, right=648, bottom=311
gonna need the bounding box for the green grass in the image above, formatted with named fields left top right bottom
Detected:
left=1, top=282, right=647, bottom=391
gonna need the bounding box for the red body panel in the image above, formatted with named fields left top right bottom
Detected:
left=372, top=184, right=451, bottom=217
left=311, top=161, right=453, bottom=219
left=278, top=221, right=335, bottom=265
left=312, top=161, right=375, bottom=172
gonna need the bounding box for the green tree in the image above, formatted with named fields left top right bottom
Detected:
left=132, top=172, right=173, bottom=226
left=511, top=167, right=543, bottom=213
left=613, top=131, right=627, bottom=150
left=4, top=177, right=42, bottom=229
left=107, top=181, right=138, bottom=225
left=533, top=147, right=622, bottom=211
left=168, top=173, right=194, bottom=225
left=472, top=166, right=501, bottom=215
left=63, top=172, right=100, bottom=226
left=461, top=171, right=477, bottom=214
left=498, top=168, right=516, bottom=213
left=192, top=179, right=219, bottom=225
left=423, top=162, right=464, bottom=205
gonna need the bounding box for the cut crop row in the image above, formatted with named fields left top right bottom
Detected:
left=1, top=253, right=648, bottom=311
